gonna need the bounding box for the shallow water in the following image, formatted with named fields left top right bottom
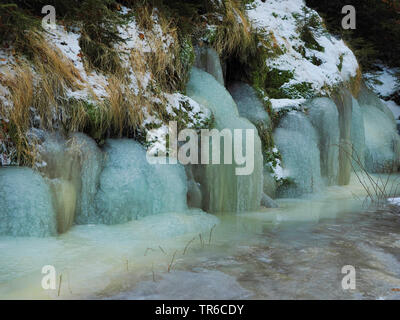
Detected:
left=1, top=175, right=400, bottom=300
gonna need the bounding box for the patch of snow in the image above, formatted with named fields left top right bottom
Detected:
left=146, top=124, right=169, bottom=156
left=364, top=66, right=399, bottom=98
left=388, top=198, right=400, bottom=206
left=164, top=92, right=211, bottom=127
left=270, top=98, right=306, bottom=110
left=246, top=0, right=359, bottom=96
left=269, top=158, right=289, bottom=180
left=146, top=93, right=211, bottom=156
left=45, top=25, right=109, bottom=101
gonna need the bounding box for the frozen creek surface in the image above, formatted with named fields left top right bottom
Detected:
left=0, top=175, right=400, bottom=300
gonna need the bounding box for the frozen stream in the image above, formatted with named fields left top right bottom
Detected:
left=1, top=175, right=399, bottom=300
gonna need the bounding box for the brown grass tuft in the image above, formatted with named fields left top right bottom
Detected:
left=212, top=0, right=254, bottom=59
left=0, top=63, right=36, bottom=165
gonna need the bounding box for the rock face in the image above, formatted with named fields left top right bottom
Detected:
left=0, top=167, right=57, bottom=237
left=94, top=139, right=188, bottom=224
left=186, top=166, right=203, bottom=209
left=263, top=167, right=277, bottom=198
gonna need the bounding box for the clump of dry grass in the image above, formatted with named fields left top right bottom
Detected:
left=106, top=76, right=144, bottom=137
left=341, top=143, right=400, bottom=209
left=135, top=7, right=185, bottom=93
left=0, top=63, right=36, bottom=165
left=0, top=31, right=87, bottom=165
left=1, top=1, right=259, bottom=167
left=134, top=5, right=154, bottom=31
left=211, top=0, right=255, bottom=60
left=25, top=31, right=84, bottom=131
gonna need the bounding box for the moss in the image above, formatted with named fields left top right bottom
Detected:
left=297, top=7, right=325, bottom=52
left=281, top=82, right=314, bottom=99
left=300, top=27, right=324, bottom=52
left=161, top=98, right=214, bottom=133
left=337, top=53, right=344, bottom=72
left=264, top=147, right=281, bottom=170
left=179, top=36, right=196, bottom=90
left=252, top=67, right=295, bottom=99
left=276, top=176, right=295, bottom=190
left=310, top=55, right=322, bottom=66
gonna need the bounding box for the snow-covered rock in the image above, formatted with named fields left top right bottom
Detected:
left=247, top=0, right=359, bottom=96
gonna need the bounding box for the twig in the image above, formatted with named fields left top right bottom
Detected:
left=58, top=274, right=62, bottom=297
left=167, top=251, right=178, bottom=273
left=152, top=263, right=156, bottom=282
left=209, top=224, right=216, bottom=245
left=159, top=246, right=166, bottom=255
left=183, top=237, right=195, bottom=255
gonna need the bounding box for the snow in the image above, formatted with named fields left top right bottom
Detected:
left=364, top=66, right=399, bottom=98
left=269, top=158, right=289, bottom=181
left=388, top=198, right=400, bottom=206
left=44, top=25, right=109, bottom=101
left=146, top=93, right=211, bottom=156
left=270, top=98, right=306, bottom=110
left=364, top=65, right=400, bottom=120
left=383, top=99, right=400, bottom=120
left=164, top=92, right=211, bottom=126
left=246, top=0, right=359, bottom=96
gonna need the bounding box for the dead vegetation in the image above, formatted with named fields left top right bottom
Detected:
left=210, top=0, right=255, bottom=60
left=0, top=0, right=260, bottom=166
left=341, top=143, right=400, bottom=210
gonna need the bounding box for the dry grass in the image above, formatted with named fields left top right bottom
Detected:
left=0, top=31, right=87, bottom=165
left=1, top=2, right=256, bottom=167
left=0, top=63, right=35, bottom=165
left=134, top=5, right=154, bottom=31
left=139, top=9, right=184, bottom=92
left=212, top=0, right=254, bottom=60
left=29, top=31, right=83, bottom=89
left=340, top=143, right=400, bottom=209
left=106, top=76, right=144, bottom=137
